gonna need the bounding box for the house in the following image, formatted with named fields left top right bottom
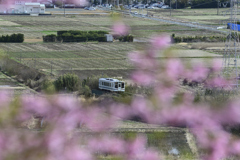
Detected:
left=25, top=3, right=45, bottom=13
left=0, top=2, right=45, bottom=14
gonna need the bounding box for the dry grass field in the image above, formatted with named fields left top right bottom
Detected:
left=0, top=8, right=230, bottom=160
left=0, top=9, right=225, bottom=79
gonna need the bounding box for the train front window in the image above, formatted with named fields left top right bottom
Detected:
left=115, top=82, right=118, bottom=88
left=122, top=83, right=124, bottom=88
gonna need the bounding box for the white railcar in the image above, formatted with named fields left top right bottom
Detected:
left=99, top=78, right=125, bottom=92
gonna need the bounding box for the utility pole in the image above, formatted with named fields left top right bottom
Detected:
left=34, top=55, right=36, bottom=69
left=217, top=0, right=219, bottom=15
left=176, top=0, right=177, bottom=9
left=170, top=0, right=171, bottom=16
left=64, top=0, right=65, bottom=17
left=51, top=61, right=53, bottom=75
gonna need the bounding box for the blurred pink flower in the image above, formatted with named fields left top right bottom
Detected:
left=140, top=149, right=160, bottom=160
left=155, top=86, right=177, bottom=105
left=112, top=22, right=130, bottom=36
left=128, top=136, right=147, bottom=157
left=0, top=91, right=11, bottom=105
left=66, top=0, right=89, bottom=6
left=150, top=35, right=171, bottom=50
left=64, top=147, right=93, bottom=160
left=110, top=104, right=132, bottom=119
left=166, top=59, right=184, bottom=79
left=22, top=96, right=51, bottom=116
left=131, top=97, right=154, bottom=122
left=186, top=63, right=209, bottom=81
left=54, top=95, right=80, bottom=111
left=88, top=136, right=126, bottom=154
left=217, top=100, right=240, bottom=124
left=201, top=131, right=230, bottom=160
left=212, top=59, right=222, bottom=72
left=230, top=140, right=240, bottom=155
left=131, top=71, right=155, bottom=86
left=128, top=52, right=157, bottom=70
left=206, top=77, right=229, bottom=88
left=82, top=108, right=117, bottom=131
left=47, top=130, right=66, bottom=155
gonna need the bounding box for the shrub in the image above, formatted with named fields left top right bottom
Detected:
left=0, top=33, right=24, bottom=43
left=172, top=35, right=226, bottom=43
left=96, top=31, right=109, bottom=35
left=54, top=73, right=80, bottom=91
left=43, top=34, right=57, bottom=42
left=82, top=75, right=108, bottom=90
left=57, top=31, right=68, bottom=36
left=41, top=78, right=56, bottom=94
left=119, top=35, right=134, bottom=42
left=80, top=85, right=92, bottom=98
left=97, top=36, right=107, bottom=42
left=17, top=33, right=24, bottom=42
left=42, top=31, right=111, bottom=43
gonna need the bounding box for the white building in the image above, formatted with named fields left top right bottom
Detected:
left=25, top=3, right=45, bottom=13
left=0, top=2, right=45, bottom=14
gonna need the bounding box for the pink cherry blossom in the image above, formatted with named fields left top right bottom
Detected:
left=88, top=136, right=126, bottom=154
left=165, top=59, right=184, bottom=79
left=131, top=70, right=155, bottom=86
left=21, top=95, right=52, bottom=116
left=128, top=51, right=157, bottom=70
left=112, top=21, right=130, bottom=36
left=150, top=34, right=171, bottom=50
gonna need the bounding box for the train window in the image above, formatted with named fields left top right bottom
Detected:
left=122, top=83, right=124, bottom=88
left=115, top=82, right=118, bottom=88
left=104, top=82, right=109, bottom=86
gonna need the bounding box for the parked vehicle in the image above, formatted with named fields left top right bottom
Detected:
left=88, top=7, right=96, bottom=10
left=161, top=5, right=170, bottom=9
left=148, top=6, right=157, bottom=9
left=157, top=3, right=164, bottom=8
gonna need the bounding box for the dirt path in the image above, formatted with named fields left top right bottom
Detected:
left=24, top=38, right=43, bottom=43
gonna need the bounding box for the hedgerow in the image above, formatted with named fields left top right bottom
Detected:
left=43, top=30, right=108, bottom=42
left=0, top=33, right=24, bottom=43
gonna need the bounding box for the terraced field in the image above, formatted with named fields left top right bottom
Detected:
left=0, top=41, right=222, bottom=79
left=0, top=72, right=36, bottom=95
left=0, top=11, right=224, bottom=79
left=1, top=42, right=138, bottom=78
left=0, top=12, right=223, bottom=40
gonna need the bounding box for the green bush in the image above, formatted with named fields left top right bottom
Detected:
left=41, top=78, right=56, bottom=94
left=97, top=36, right=107, bottom=42
left=172, top=35, right=226, bottom=43
left=57, top=31, right=68, bottom=36
left=54, top=73, right=80, bottom=91
left=80, top=85, right=92, bottom=98
left=52, top=30, right=109, bottom=43
left=96, top=31, right=109, bottom=35
left=43, top=34, right=57, bottom=42
left=82, top=75, right=108, bottom=90
left=119, top=34, right=134, bottom=42
left=0, top=33, right=24, bottom=43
